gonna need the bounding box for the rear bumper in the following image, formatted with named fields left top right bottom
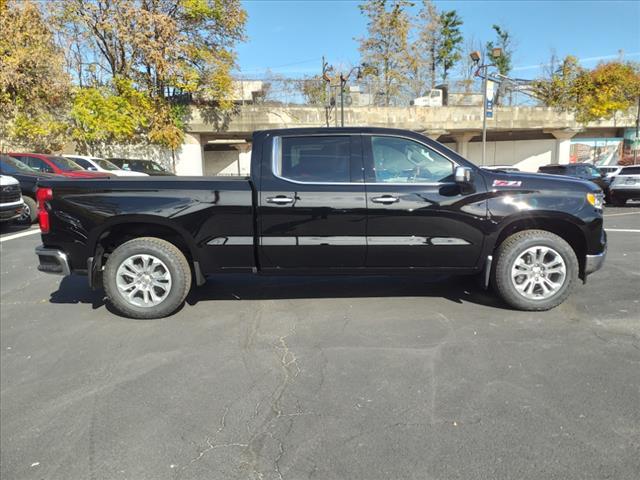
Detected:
left=35, top=246, right=71, bottom=276
left=585, top=245, right=607, bottom=276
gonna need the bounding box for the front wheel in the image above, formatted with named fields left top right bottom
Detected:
left=104, top=237, right=192, bottom=319
left=17, top=196, right=38, bottom=224
left=492, top=230, right=578, bottom=311
left=609, top=195, right=627, bottom=206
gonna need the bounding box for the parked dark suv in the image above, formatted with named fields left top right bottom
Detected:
left=108, top=158, right=175, bottom=176
left=538, top=163, right=609, bottom=199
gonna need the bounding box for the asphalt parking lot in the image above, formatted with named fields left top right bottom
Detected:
left=1, top=206, right=639, bottom=480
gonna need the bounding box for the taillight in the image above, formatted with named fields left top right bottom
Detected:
left=36, top=187, right=53, bottom=233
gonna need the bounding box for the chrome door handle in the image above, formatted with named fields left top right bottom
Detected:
left=267, top=196, right=294, bottom=205
left=371, top=195, right=399, bottom=204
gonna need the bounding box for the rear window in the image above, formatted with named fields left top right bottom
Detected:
left=539, top=166, right=564, bottom=173
left=0, top=156, right=35, bottom=174
left=621, top=166, right=640, bottom=175
left=276, top=136, right=351, bottom=183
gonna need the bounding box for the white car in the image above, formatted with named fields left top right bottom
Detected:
left=596, top=165, right=622, bottom=178
left=0, top=175, right=25, bottom=223
left=609, top=165, right=640, bottom=206
left=64, top=155, right=148, bottom=177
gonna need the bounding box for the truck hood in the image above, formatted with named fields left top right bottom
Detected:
left=482, top=170, right=601, bottom=193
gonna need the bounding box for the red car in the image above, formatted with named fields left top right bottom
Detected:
left=9, top=153, right=112, bottom=178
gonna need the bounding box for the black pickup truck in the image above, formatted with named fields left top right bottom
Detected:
left=34, top=127, right=607, bottom=318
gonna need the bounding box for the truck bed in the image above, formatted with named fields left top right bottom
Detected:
left=38, top=176, right=256, bottom=273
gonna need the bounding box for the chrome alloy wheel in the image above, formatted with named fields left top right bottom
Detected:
left=18, top=202, right=31, bottom=222
left=116, top=254, right=172, bottom=307
left=510, top=246, right=567, bottom=300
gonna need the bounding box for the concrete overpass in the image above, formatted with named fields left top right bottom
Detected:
left=170, top=105, right=636, bottom=175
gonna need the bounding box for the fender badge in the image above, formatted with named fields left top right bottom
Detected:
left=493, top=180, right=522, bottom=187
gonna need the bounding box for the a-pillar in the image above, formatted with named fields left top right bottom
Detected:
left=233, top=142, right=252, bottom=176
left=175, top=132, right=204, bottom=175
left=451, top=132, right=477, bottom=158
left=547, top=129, right=580, bottom=165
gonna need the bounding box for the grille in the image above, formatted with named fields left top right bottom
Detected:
left=0, top=184, right=21, bottom=203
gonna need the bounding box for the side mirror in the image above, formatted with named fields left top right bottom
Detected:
left=455, top=166, right=472, bottom=184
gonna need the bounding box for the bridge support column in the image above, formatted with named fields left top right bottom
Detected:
left=548, top=129, right=580, bottom=165
left=176, top=133, right=204, bottom=175
left=451, top=132, right=477, bottom=158
left=233, top=142, right=252, bottom=176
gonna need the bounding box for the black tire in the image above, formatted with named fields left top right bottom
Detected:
left=492, top=230, right=578, bottom=311
left=17, top=196, right=38, bottom=224
left=103, top=237, right=192, bottom=319
left=609, top=195, right=626, bottom=206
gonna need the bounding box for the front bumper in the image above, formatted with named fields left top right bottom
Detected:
left=585, top=245, right=607, bottom=276
left=0, top=202, right=24, bottom=223
left=35, top=246, right=71, bottom=276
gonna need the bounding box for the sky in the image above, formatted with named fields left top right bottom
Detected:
left=234, top=0, right=640, bottom=80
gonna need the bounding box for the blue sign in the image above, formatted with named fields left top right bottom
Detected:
left=486, top=99, right=493, bottom=118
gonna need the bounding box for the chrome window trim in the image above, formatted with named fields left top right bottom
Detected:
left=271, top=133, right=462, bottom=188
left=272, top=134, right=363, bottom=186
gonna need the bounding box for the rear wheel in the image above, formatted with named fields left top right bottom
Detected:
left=493, top=230, right=578, bottom=311
left=104, top=237, right=192, bottom=319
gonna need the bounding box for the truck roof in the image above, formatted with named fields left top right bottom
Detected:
left=254, top=126, right=428, bottom=136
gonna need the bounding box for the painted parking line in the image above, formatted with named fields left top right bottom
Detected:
left=604, top=212, right=640, bottom=217
left=0, top=229, right=41, bottom=243
left=606, top=229, right=640, bottom=233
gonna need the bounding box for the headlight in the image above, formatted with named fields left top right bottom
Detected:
left=586, top=192, right=604, bottom=209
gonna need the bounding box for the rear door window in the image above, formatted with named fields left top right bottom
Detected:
left=24, top=157, right=54, bottom=173
left=276, top=136, right=352, bottom=183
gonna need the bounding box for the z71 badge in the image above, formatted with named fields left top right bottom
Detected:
left=493, top=180, right=522, bottom=187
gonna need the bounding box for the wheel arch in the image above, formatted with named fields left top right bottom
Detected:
left=491, top=213, right=587, bottom=277
left=87, top=215, right=205, bottom=288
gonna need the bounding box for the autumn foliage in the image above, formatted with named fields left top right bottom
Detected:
left=1, top=0, right=246, bottom=153
left=533, top=56, right=640, bottom=124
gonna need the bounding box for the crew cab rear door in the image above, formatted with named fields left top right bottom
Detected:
left=258, top=133, right=367, bottom=269
left=363, top=134, right=486, bottom=268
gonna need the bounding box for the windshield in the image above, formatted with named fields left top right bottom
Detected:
left=49, top=156, right=83, bottom=171
left=0, top=156, right=37, bottom=174
left=147, top=161, right=168, bottom=172
left=95, top=159, right=121, bottom=171
left=130, top=160, right=168, bottom=172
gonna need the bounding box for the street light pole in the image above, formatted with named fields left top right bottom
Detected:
left=338, top=66, right=364, bottom=127
left=471, top=48, right=501, bottom=166
left=481, top=65, right=488, bottom=166
left=340, top=74, right=345, bottom=128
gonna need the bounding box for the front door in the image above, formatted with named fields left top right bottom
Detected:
left=363, top=134, right=487, bottom=269
left=258, top=133, right=367, bottom=269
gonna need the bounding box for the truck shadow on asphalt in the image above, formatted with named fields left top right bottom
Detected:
left=48, top=273, right=507, bottom=316
left=186, top=273, right=506, bottom=309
